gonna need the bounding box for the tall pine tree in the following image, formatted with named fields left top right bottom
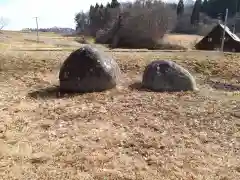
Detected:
left=99, top=4, right=104, bottom=25
left=88, top=5, right=95, bottom=26
left=95, top=3, right=99, bottom=9
left=191, top=0, right=202, bottom=25
left=110, top=0, right=120, bottom=8
left=201, top=0, right=208, bottom=13
left=177, top=0, right=184, bottom=17
left=202, top=0, right=239, bottom=19
left=106, top=2, right=111, bottom=8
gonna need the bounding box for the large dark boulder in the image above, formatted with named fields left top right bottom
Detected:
left=142, top=60, right=198, bottom=92
left=59, top=45, right=121, bottom=92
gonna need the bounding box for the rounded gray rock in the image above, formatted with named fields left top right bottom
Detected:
left=142, top=60, right=198, bottom=92
left=59, top=45, right=121, bottom=92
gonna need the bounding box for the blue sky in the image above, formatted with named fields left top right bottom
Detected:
left=0, top=0, right=176, bottom=30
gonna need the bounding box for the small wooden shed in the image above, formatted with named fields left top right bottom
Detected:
left=195, top=23, right=240, bottom=52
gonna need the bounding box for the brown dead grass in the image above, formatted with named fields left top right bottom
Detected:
left=163, top=34, right=203, bottom=49
left=0, top=32, right=239, bottom=180
left=0, top=31, right=81, bottom=50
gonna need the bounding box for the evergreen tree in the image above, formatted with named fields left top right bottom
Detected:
left=104, top=3, right=111, bottom=23
left=146, top=0, right=153, bottom=8
left=89, top=5, right=94, bottom=25
left=95, top=3, right=99, bottom=9
left=93, top=3, right=100, bottom=21
left=202, top=0, right=240, bottom=19
left=103, top=7, right=110, bottom=25
left=106, top=2, right=111, bottom=8
left=191, top=0, right=202, bottom=25
left=177, top=0, right=184, bottom=17
left=99, top=4, right=104, bottom=21
left=201, top=0, right=208, bottom=13
left=110, top=0, right=120, bottom=8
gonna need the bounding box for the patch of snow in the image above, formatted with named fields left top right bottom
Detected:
left=219, top=24, right=240, bottom=42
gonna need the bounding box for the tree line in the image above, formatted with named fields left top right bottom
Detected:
left=75, top=0, right=121, bottom=36
left=177, top=0, right=240, bottom=25
left=75, top=0, right=240, bottom=37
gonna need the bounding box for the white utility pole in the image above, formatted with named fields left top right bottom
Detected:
left=221, top=9, right=228, bottom=52
left=33, top=17, right=39, bottom=43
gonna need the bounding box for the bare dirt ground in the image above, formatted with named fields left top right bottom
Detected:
left=0, top=32, right=240, bottom=180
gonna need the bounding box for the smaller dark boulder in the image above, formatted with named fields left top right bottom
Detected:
left=59, top=45, right=121, bottom=92
left=142, top=60, right=198, bottom=92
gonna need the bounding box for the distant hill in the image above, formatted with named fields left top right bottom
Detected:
left=165, top=0, right=194, bottom=5
left=21, top=27, right=76, bottom=35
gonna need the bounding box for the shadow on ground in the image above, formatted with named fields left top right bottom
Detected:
left=207, top=80, right=240, bottom=91
left=104, top=49, right=187, bottom=53
left=129, top=81, right=200, bottom=93
left=12, top=49, right=74, bottom=52
left=128, top=81, right=152, bottom=92
left=28, top=86, right=115, bottom=99
left=28, top=86, right=82, bottom=99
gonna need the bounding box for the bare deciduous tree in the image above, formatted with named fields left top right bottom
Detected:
left=96, top=0, right=177, bottom=49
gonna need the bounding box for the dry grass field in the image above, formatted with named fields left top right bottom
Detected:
left=0, top=31, right=240, bottom=180
left=163, top=34, right=203, bottom=49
